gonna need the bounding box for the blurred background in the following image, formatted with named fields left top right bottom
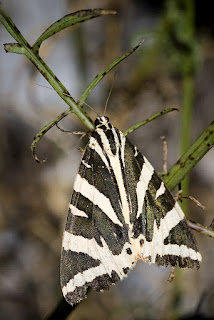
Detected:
left=0, top=0, right=214, bottom=319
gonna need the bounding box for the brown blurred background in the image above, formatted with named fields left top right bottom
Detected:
left=0, top=0, right=214, bottom=319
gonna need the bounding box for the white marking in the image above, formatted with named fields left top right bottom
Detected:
left=136, top=156, right=154, bottom=218
left=141, top=202, right=202, bottom=263
left=74, top=174, right=123, bottom=226
left=62, top=231, right=136, bottom=296
left=160, top=204, right=183, bottom=238
left=82, top=160, right=91, bottom=169
left=119, top=130, right=126, bottom=168
left=89, top=136, right=110, bottom=171
left=98, top=128, right=130, bottom=225
left=134, top=146, right=138, bottom=157
left=96, top=116, right=110, bottom=131
left=62, top=265, right=108, bottom=297
left=162, top=244, right=202, bottom=261
left=155, top=182, right=166, bottom=199
left=69, top=204, right=88, bottom=218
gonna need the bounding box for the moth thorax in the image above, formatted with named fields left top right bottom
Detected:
left=95, top=116, right=110, bottom=130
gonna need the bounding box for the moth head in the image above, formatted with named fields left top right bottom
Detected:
left=95, top=116, right=110, bottom=130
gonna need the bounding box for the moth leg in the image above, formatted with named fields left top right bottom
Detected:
left=168, top=266, right=176, bottom=282
left=174, top=189, right=183, bottom=202
left=175, top=190, right=205, bottom=210
left=56, top=123, right=90, bottom=139
left=77, top=147, right=84, bottom=156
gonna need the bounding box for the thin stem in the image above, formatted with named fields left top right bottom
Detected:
left=78, top=40, right=144, bottom=108
left=180, top=76, right=194, bottom=214
left=123, top=108, right=178, bottom=136
left=1, top=4, right=142, bottom=161
left=187, top=220, right=214, bottom=239
left=33, top=9, right=117, bottom=53
left=31, top=109, right=73, bottom=162
left=163, top=121, right=214, bottom=191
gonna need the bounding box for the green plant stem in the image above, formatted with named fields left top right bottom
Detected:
left=0, top=3, right=93, bottom=130
left=163, top=120, right=214, bottom=190
left=33, top=9, right=117, bottom=53
left=180, top=76, right=194, bottom=213
left=1, top=4, right=144, bottom=162
left=123, top=108, right=178, bottom=136
left=30, top=40, right=144, bottom=162
left=31, top=109, right=73, bottom=162
left=78, top=40, right=144, bottom=108
left=0, top=3, right=29, bottom=44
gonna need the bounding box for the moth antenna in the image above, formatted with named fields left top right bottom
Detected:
left=81, top=101, right=99, bottom=116
left=104, top=72, right=117, bottom=116
left=36, top=84, right=71, bottom=97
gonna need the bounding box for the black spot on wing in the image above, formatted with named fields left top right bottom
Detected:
left=123, top=267, right=129, bottom=274
left=126, top=248, right=132, bottom=255
left=140, top=239, right=144, bottom=245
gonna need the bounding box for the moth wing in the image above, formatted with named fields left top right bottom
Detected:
left=124, top=137, right=201, bottom=269
left=60, top=137, right=136, bottom=306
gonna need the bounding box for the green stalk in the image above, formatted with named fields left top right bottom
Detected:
left=123, top=108, right=178, bottom=136
left=180, top=76, right=194, bottom=213
left=1, top=4, right=142, bottom=162
left=163, top=121, right=214, bottom=191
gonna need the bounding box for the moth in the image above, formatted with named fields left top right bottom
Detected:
left=60, top=116, right=201, bottom=305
